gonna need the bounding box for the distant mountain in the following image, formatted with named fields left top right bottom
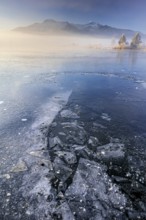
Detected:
left=13, top=19, right=143, bottom=38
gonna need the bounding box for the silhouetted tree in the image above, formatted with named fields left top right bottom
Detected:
left=130, top=33, right=142, bottom=49
left=118, top=34, right=128, bottom=47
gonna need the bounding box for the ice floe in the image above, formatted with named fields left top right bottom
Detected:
left=101, top=113, right=111, bottom=121
left=21, top=118, right=28, bottom=122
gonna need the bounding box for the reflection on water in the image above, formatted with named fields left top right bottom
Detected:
left=116, top=49, right=139, bottom=68
left=129, top=50, right=138, bottom=67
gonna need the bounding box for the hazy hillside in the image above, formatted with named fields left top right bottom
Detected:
left=13, top=19, right=142, bottom=38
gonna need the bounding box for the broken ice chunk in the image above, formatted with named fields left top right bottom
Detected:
left=60, top=109, right=79, bottom=119
left=101, top=113, right=111, bottom=122
left=55, top=151, right=77, bottom=165
left=49, top=136, right=63, bottom=148
left=10, top=160, right=28, bottom=173
left=65, top=158, right=126, bottom=219
left=96, top=143, right=125, bottom=162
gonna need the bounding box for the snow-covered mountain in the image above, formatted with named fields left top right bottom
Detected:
left=13, top=19, right=142, bottom=37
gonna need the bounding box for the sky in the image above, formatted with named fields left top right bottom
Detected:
left=0, top=0, right=146, bottom=33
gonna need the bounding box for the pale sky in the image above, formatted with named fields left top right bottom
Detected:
left=0, top=0, right=146, bottom=33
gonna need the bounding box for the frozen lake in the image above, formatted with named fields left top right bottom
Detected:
left=0, top=49, right=146, bottom=219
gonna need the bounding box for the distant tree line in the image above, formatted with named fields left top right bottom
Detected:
left=118, top=33, right=142, bottom=49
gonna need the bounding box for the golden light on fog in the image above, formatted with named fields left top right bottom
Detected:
left=0, top=31, right=113, bottom=55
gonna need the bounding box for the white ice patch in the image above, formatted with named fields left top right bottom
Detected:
left=32, top=90, right=72, bottom=129
left=21, top=118, right=28, bottom=122
left=16, top=90, right=72, bottom=217
left=136, top=80, right=146, bottom=89
left=142, top=82, right=146, bottom=89
left=136, top=80, right=144, bottom=84
left=101, top=113, right=111, bottom=122
left=24, top=75, right=30, bottom=78
left=60, top=109, right=79, bottom=119
left=0, top=101, right=4, bottom=105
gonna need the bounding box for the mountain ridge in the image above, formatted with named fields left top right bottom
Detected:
left=13, top=19, right=143, bottom=38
